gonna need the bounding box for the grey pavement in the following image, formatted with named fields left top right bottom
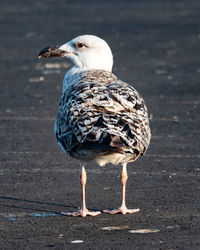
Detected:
left=0, top=0, right=200, bottom=249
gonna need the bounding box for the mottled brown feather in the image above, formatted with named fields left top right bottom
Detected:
left=55, top=70, right=151, bottom=164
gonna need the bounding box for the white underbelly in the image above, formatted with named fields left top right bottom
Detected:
left=70, top=148, right=136, bottom=166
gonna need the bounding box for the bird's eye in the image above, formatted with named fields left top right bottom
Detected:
left=76, top=43, right=85, bottom=49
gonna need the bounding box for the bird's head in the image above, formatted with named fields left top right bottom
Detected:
left=39, top=35, right=113, bottom=72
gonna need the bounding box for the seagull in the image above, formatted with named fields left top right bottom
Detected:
left=39, top=35, right=151, bottom=217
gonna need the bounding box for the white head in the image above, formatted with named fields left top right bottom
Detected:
left=59, top=35, right=113, bottom=72
left=39, top=35, right=113, bottom=72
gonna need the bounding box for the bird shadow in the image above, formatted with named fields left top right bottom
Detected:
left=0, top=196, right=79, bottom=217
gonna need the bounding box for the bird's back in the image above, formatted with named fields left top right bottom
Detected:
left=55, top=70, right=151, bottom=166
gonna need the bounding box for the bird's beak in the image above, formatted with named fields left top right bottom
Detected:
left=38, top=46, right=67, bottom=59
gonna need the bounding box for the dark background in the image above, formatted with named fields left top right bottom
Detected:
left=0, top=0, right=200, bottom=249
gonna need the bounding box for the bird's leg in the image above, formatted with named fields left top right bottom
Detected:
left=103, top=163, right=140, bottom=215
left=62, top=163, right=101, bottom=217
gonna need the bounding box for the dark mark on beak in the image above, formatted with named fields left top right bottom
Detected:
left=38, top=46, right=66, bottom=59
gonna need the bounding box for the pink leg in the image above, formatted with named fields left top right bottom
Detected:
left=62, top=164, right=101, bottom=217
left=104, top=163, right=140, bottom=215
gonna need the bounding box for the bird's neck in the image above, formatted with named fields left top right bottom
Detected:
left=62, top=65, right=113, bottom=93
left=62, top=66, right=86, bottom=93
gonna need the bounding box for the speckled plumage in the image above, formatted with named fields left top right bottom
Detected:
left=55, top=69, right=151, bottom=166
left=39, top=34, right=152, bottom=216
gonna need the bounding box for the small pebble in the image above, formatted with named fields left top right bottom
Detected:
left=129, top=229, right=160, bottom=233
left=102, top=226, right=129, bottom=230
left=71, top=240, right=84, bottom=244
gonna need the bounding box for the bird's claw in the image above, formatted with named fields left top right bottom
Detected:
left=61, top=208, right=101, bottom=217
left=103, top=205, right=140, bottom=215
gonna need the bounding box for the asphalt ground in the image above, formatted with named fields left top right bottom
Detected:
left=0, top=0, right=200, bottom=249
